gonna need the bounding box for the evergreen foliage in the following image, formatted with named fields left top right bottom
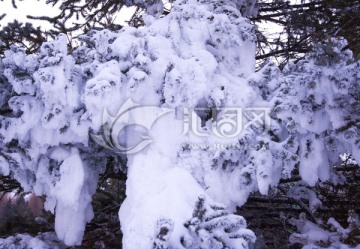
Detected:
left=0, top=0, right=359, bottom=248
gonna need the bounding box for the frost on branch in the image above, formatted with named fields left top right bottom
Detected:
left=0, top=36, right=114, bottom=246
left=153, top=218, right=174, bottom=249
left=288, top=211, right=360, bottom=248
left=1, top=0, right=360, bottom=247
left=250, top=38, right=360, bottom=187
left=0, top=232, right=64, bottom=249
left=181, top=196, right=255, bottom=249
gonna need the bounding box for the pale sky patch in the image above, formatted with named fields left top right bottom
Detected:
left=0, top=0, right=135, bottom=29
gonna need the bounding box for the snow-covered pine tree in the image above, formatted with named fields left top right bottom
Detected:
left=1, top=0, right=360, bottom=248
left=266, top=38, right=360, bottom=185
left=250, top=38, right=360, bottom=248
left=0, top=0, right=259, bottom=247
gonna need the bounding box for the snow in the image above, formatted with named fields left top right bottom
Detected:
left=1, top=0, right=360, bottom=248
left=120, top=112, right=203, bottom=248
left=32, top=148, right=94, bottom=246
left=0, top=155, right=10, bottom=176
left=287, top=182, right=322, bottom=212
left=299, top=135, right=328, bottom=186
left=115, top=1, right=260, bottom=246
left=0, top=232, right=65, bottom=249
left=53, top=148, right=93, bottom=246
left=289, top=211, right=360, bottom=248
left=253, top=144, right=273, bottom=195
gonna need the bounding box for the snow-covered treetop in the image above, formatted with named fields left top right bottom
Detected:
left=0, top=0, right=359, bottom=247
